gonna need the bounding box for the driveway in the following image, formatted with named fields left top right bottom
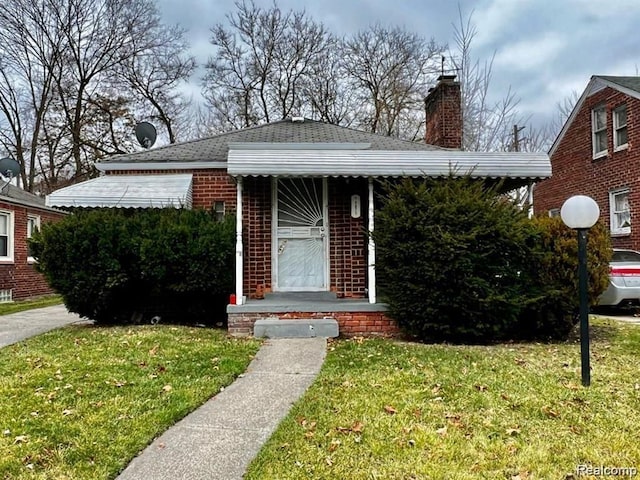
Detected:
left=0, top=304, right=85, bottom=348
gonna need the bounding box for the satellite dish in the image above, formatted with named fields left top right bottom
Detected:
left=135, top=122, right=157, bottom=149
left=0, top=157, right=20, bottom=180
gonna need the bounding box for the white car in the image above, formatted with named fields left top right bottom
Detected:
left=598, top=249, right=640, bottom=307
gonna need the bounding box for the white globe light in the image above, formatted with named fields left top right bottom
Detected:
left=560, top=195, right=600, bottom=229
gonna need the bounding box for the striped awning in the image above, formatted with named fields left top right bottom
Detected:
left=227, top=149, right=551, bottom=180
left=46, top=174, right=193, bottom=208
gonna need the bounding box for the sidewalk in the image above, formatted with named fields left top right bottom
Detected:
left=116, top=337, right=327, bottom=480
left=0, top=304, right=84, bottom=348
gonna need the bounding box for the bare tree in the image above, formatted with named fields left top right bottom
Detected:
left=116, top=24, right=196, bottom=144
left=0, top=0, right=65, bottom=190
left=342, top=24, right=444, bottom=139
left=202, top=0, right=334, bottom=129
left=0, top=0, right=194, bottom=192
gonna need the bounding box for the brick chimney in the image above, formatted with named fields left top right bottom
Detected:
left=424, top=75, right=462, bottom=149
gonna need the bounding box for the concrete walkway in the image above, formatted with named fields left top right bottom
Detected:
left=116, top=337, right=327, bottom=480
left=0, top=304, right=84, bottom=348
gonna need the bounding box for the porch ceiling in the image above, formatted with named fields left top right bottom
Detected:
left=227, top=149, right=551, bottom=180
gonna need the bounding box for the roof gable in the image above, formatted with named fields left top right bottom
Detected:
left=98, top=118, right=442, bottom=165
left=550, top=75, right=640, bottom=157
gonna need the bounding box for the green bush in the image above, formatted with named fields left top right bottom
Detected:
left=30, top=209, right=234, bottom=325
left=373, top=177, right=612, bottom=343
left=517, top=216, right=611, bottom=340
left=373, top=176, right=538, bottom=343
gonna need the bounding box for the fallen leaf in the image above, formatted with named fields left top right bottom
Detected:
left=436, top=426, right=447, bottom=437
left=563, top=382, right=580, bottom=391
left=157, top=443, right=165, bottom=449
left=14, top=435, right=28, bottom=444
left=3, top=429, right=10, bottom=436
left=384, top=405, right=397, bottom=415
left=542, top=405, right=559, bottom=418
left=149, top=345, right=159, bottom=356
left=505, top=427, right=521, bottom=436
left=325, top=456, right=333, bottom=466
left=62, top=409, right=74, bottom=416
left=351, top=421, right=364, bottom=433
left=474, top=384, right=488, bottom=392
left=304, top=431, right=315, bottom=438
left=162, top=384, right=172, bottom=393
left=328, top=439, right=341, bottom=452
left=30, top=411, right=38, bottom=417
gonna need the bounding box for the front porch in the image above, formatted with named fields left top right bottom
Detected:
left=226, top=292, right=398, bottom=337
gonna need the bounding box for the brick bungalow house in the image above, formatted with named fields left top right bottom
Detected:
left=535, top=75, right=640, bottom=249
left=47, top=76, right=551, bottom=336
left=0, top=183, right=65, bottom=301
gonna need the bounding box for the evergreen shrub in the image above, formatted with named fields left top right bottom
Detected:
left=373, top=176, right=537, bottom=343
left=517, top=216, right=611, bottom=340
left=30, top=209, right=234, bottom=325
left=373, top=177, right=612, bottom=343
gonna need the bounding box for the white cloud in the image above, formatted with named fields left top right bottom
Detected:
left=494, top=33, right=565, bottom=71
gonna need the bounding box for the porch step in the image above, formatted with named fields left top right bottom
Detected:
left=253, top=318, right=339, bottom=338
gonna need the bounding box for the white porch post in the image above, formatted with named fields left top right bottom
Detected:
left=235, top=177, right=244, bottom=305
left=367, top=177, right=376, bottom=304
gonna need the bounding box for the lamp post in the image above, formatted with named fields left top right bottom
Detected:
left=560, top=195, right=600, bottom=386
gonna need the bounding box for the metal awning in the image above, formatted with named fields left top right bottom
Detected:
left=46, top=174, right=193, bottom=208
left=227, top=150, right=551, bottom=180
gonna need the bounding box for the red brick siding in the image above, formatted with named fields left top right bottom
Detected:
left=243, top=176, right=272, bottom=297
left=0, top=201, right=65, bottom=300
left=534, top=87, right=640, bottom=249
left=329, top=178, right=368, bottom=298
left=228, top=310, right=399, bottom=337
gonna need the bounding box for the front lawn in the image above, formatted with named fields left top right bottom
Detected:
left=0, top=325, right=260, bottom=479
left=0, top=296, right=62, bottom=316
left=247, top=318, right=640, bottom=479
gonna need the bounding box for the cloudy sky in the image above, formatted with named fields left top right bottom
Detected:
left=156, top=0, right=640, bottom=131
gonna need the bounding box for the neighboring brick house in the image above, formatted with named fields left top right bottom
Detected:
left=535, top=76, right=640, bottom=249
left=47, top=75, right=551, bottom=336
left=0, top=184, right=65, bottom=301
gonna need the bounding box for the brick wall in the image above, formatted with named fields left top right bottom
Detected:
left=243, top=176, right=272, bottom=297
left=329, top=178, right=368, bottom=298
left=424, top=75, right=463, bottom=149
left=534, top=87, right=640, bottom=249
left=228, top=310, right=399, bottom=337
left=0, top=201, right=65, bottom=300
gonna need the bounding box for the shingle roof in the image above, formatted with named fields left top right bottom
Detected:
left=0, top=183, right=64, bottom=212
left=99, top=118, right=442, bottom=164
left=596, top=76, right=640, bottom=94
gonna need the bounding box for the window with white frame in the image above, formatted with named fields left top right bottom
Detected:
left=610, top=188, right=631, bottom=235
left=27, top=215, right=40, bottom=262
left=614, top=105, right=628, bottom=150
left=592, top=106, right=607, bottom=158
left=0, top=211, right=14, bottom=262
left=548, top=208, right=561, bottom=218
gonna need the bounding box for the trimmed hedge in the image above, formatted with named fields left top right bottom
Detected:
left=30, top=209, right=235, bottom=325
left=373, top=177, right=611, bottom=343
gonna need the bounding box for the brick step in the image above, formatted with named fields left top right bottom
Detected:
left=253, top=318, right=339, bottom=338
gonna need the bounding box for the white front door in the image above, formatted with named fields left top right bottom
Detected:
left=273, top=178, right=328, bottom=291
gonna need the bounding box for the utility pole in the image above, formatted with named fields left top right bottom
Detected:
left=513, top=124, right=526, bottom=152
